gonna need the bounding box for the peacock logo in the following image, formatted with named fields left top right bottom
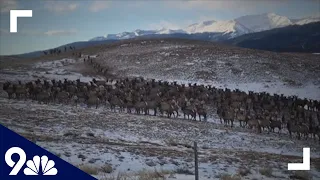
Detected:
left=23, top=155, right=58, bottom=175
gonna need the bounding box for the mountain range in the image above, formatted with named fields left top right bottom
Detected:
left=225, top=21, right=320, bottom=53
left=90, top=13, right=320, bottom=41
left=5, top=13, right=320, bottom=58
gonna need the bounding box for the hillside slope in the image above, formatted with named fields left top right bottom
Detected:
left=13, top=39, right=118, bottom=58
left=88, top=38, right=320, bottom=99
left=225, top=22, right=320, bottom=53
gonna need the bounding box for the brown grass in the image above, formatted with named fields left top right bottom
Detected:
left=259, top=166, right=273, bottom=177
left=237, top=167, right=251, bottom=176
left=291, top=171, right=312, bottom=180
left=77, top=164, right=99, bottom=175
left=100, top=168, right=172, bottom=180
left=314, top=161, right=320, bottom=171
left=219, top=173, right=241, bottom=180
left=164, top=138, right=178, bottom=146
left=101, top=164, right=113, bottom=174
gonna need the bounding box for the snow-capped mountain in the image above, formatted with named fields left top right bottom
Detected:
left=291, top=14, right=320, bottom=25
left=234, top=13, right=292, bottom=32
left=89, top=29, right=158, bottom=41
left=185, top=20, right=253, bottom=37
left=156, top=28, right=186, bottom=35
left=89, top=13, right=320, bottom=41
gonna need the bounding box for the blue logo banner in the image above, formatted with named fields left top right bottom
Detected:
left=0, top=124, right=96, bottom=179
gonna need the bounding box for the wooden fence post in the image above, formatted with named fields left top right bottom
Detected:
left=194, top=141, right=199, bottom=180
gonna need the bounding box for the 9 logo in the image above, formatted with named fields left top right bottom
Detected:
left=5, top=147, right=58, bottom=176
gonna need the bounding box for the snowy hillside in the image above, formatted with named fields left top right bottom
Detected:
left=234, top=13, right=292, bottom=32
left=292, top=14, right=320, bottom=25
left=89, top=29, right=187, bottom=41
left=89, top=13, right=320, bottom=41
left=185, top=20, right=253, bottom=38
left=92, top=39, right=320, bottom=100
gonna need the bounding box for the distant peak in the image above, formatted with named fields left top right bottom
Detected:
left=266, top=12, right=277, bottom=16
left=188, top=23, right=199, bottom=27
left=202, top=20, right=216, bottom=26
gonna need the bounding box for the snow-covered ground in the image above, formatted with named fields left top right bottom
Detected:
left=145, top=78, right=320, bottom=100
left=0, top=97, right=319, bottom=180
left=0, top=58, right=104, bottom=83
left=1, top=51, right=320, bottom=179
left=95, top=39, right=320, bottom=100
left=0, top=98, right=320, bottom=179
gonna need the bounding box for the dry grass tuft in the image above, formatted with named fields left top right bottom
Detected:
left=259, top=166, right=273, bottom=177
left=219, top=173, right=241, bottom=180
left=100, top=168, right=172, bottom=180
left=175, top=167, right=194, bottom=175
left=290, top=171, right=312, bottom=180
left=314, top=162, right=320, bottom=171
left=237, top=167, right=251, bottom=176
left=77, top=164, right=99, bottom=175
left=165, top=138, right=178, bottom=146
left=101, top=164, right=113, bottom=174
left=101, top=172, right=129, bottom=180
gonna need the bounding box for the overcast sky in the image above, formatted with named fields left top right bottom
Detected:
left=0, top=0, right=319, bottom=55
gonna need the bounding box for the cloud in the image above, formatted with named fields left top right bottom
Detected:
left=89, top=1, right=110, bottom=12
left=0, top=28, right=10, bottom=36
left=0, top=0, right=18, bottom=13
left=126, top=1, right=146, bottom=8
left=44, top=1, right=79, bottom=14
left=0, top=28, right=45, bottom=36
left=164, top=0, right=288, bottom=11
left=44, top=29, right=77, bottom=36
left=0, top=28, right=77, bottom=36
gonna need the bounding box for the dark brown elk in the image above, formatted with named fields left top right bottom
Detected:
left=135, top=99, right=147, bottom=115
left=235, top=111, right=247, bottom=127
left=181, top=106, right=196, bottom=120
left=108, top=96, right=124, bottom=112
left=87, top=95, right=100, bottom=109
left=298, top=123, right=309, bottom=140
left=36, top=91, right=51, bottom=104
left=195, top=105, right=207, bottom=121
left=247, top=119, right=260, bottom=133
left=145, top=100, right=159, bottom=116
left=222, top=109, right=234, bottom=127
left=3, top=82, right=15, bottom=99
left=14, top=83, right=28, bottom=100
left=56, top=91, right=70, bottom=104
left=217, top=106, right=224, bottom=124
left=270, top=120, right=282, bottom=133
left=124, top=98, right=134, bottom=114
left=258, top=117, right=271, bottom=133
left=287, top=122, right=301, bottom=139
left=169, top=100, right=180, bottom=118
left=160, top=101, right=173, bottom=118
left=92, top=78, right=106, bottom=86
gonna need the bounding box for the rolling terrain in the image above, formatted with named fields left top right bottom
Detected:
left=92, top=38, right=320, bottom=99
left=1, top=38, right=320, bottom=179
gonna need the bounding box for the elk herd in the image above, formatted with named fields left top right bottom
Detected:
left=1, top=56, right=320, bottom=143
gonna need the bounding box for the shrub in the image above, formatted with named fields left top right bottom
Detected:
left=259, top=166, right=273, bottom=177
left=77, top=164, right=99, bottom=175
left=290, top=171, right=312, bottom=180
left=219, top=173, right=241, bottom=180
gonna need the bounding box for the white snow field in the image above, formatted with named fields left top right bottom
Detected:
left=1, top=97, right=320, bottom=180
